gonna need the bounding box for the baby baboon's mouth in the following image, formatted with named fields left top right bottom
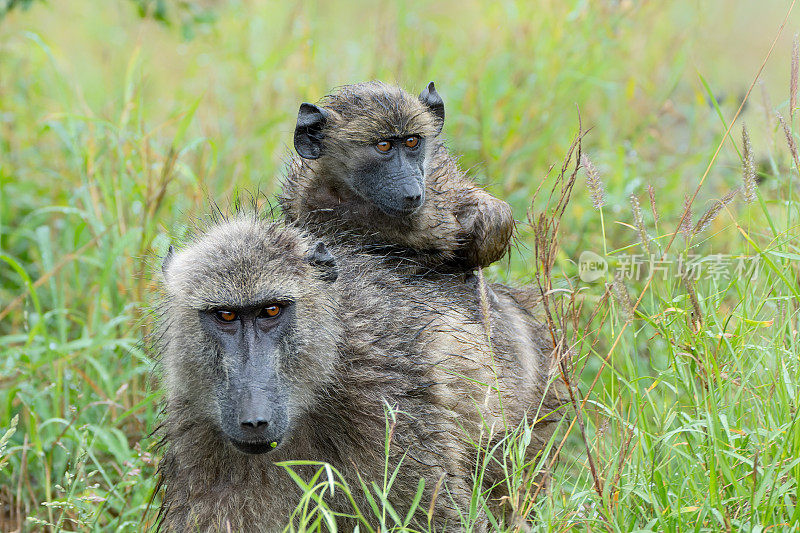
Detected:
left=229, top=438, right=280, bottom=455
left=378, top=204, right=421, bottom=218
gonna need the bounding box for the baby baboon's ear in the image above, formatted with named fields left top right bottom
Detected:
left=419, top=81, right=445, bottom=133
left=161, top=245, right=174, bottom=278
left=307, top=241, right=338, bottom=282
left=294, top=103, right=328, bottom=160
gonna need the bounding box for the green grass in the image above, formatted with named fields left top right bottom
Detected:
left=1, top=1, right=799, bottom=531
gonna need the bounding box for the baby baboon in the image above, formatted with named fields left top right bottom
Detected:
left=280, top=81, right=514, bottom=272
left=155, top=215, right=564, bottom=532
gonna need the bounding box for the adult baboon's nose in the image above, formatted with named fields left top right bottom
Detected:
left=238, top=390, right=271, bottom=431
left=240, top=416, right=269, bottom=430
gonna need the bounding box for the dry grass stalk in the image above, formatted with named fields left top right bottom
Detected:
left=528, top=133, right=585, bottom=285
left=525, top=284, right=614, bottom=519
left=683, top=276, right=703, bottom=332
left=580, top=153, right=605, bottom=209
left=527, top=118, right=608, bottom=520
left=692, top=188, right=740, bottom=235
left=609, top=421, right=635, bottom=510
left=476, top=267, right=493, bottom=342
left=760, top=81, right=774, bottom=130
left=792, top=33, right=799, bottom=119
left=741, top=125, right=758, bottom=203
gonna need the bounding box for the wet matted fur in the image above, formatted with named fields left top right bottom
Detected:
left=154, top=215, right=565, bottom=532
left=280, top=81, right=514, bottom=272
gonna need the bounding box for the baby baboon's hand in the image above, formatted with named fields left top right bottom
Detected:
left=457, top=190, right=514, bottom=269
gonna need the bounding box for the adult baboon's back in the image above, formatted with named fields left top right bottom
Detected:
left=155, top=215, right=564, bottom=532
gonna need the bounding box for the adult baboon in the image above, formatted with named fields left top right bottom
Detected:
left=280, top=81, right=514, bottom=272
left=155, top=215, right=564, bottom=532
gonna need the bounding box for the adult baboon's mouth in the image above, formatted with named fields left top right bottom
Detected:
left=229, top=438, right=279, bottom=455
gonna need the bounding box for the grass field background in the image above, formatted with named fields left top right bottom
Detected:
left=1, top=1, right=799, bottom=531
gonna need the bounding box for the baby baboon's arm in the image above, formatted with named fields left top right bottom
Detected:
left=453, top=185, right=514, bottom=269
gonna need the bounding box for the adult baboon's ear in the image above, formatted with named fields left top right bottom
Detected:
left=419, top=81, right=445, bottom=134
left=294, top=103, right=328, bottom=160
left=307, top=241, right=338, bottom=282
left=161, top=245, right=174, bottom=277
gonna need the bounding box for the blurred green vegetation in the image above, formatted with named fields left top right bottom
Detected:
left=0, top=0, right=798, bottom=531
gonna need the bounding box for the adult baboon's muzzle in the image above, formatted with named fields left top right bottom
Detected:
left=221, top=336, right=290, bottom=454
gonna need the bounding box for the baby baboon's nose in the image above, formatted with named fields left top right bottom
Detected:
left=403, top=193, right=423, bottom=209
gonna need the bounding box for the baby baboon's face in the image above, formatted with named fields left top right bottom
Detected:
left=162, top=219, right=341, bottom=455
left=347, top=135, right=427, bottom=217
left=293, top=81, right=446, bottom=218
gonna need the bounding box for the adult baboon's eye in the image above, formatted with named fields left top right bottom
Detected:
left=259, top=305, right=282, bottom=319
left=215, top=310, right=237, bottom=322
left=376, top=140, right=392, bottom=152
left=404, top=136, right=420, bottom=148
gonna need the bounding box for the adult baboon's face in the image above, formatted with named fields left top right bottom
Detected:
left=162, top=220, right=341, bottom=456
left=199, top=302, right=294, bottom=454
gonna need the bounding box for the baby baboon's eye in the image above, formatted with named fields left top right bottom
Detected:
left=215, top=310, right=238, bottom=322
left=259, top=305, right=282, bottom=319
left=376, top=140, right=392, bottom=152
left=404, top=136, right=420, bottom=149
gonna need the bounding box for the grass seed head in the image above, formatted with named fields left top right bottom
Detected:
left=679, top=194, right=693, bottom=238
left=693, top=188, right=740, bottom=235
left=741, top=125, right=758, bottom=203
left=777, top=111, right=799, bottom=169
left=630, top=193, right=649, bottom=249
left=647, top=184, right=659, bottom=223
left=611, top=272, right=634, bottom=322
left=581, top=153, right=605, bottom=209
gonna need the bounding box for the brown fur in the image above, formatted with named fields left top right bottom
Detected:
left=280, top=82, right=514, bottom=271
left=155, top=215, right=565, bottom=532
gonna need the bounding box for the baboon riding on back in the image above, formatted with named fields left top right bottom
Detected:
left=155, top=216, right=563, bottom=532
left=281, top=81, right=514, bottom=272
